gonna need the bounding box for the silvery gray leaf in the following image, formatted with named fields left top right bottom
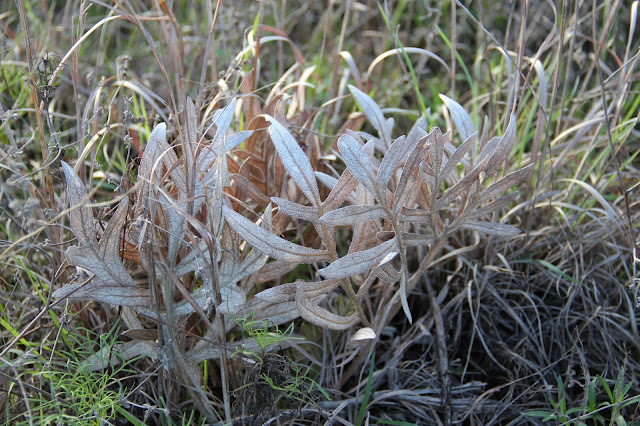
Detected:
left=338, top=134, right=379, bottom=199
left=478, top=164, right=533, bottom=204
left=439, top=94, right=476, bottom=141
left=393, top=133, right=430, bottom=213
left=296, top=284, right=357, bottom=330
left=440, top=132, right=477, bottom=180
left=223, top=205, right=330, bottom=263
left=318, top=204, right=387, bottom=227
left=377, top=136, right=406, bottom=189
left=348, top=84, right=389, bottom=142
left=456, top=220, right=522, bottom=237
left=271, top=197, right=319, bottom=222
left=321, top=168, right=359, bottom=211
left=61, top=161, right=96, bottom=246
left=264, top=115, right=321, bottom=206
left=318, top=238, right=397, bottom=280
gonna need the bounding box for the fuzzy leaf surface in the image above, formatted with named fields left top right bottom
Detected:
left=318, top=238, right=397, bottom=280
left=264, top=115, right=321, bottom=206
left=223, top=205, right=330, bottom=263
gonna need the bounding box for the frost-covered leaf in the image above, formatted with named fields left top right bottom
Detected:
left=318, top=238, right=397, bottom=280
left=223, top=205, right=330, bottom=263
left=264, top=115, right=321, bottom=206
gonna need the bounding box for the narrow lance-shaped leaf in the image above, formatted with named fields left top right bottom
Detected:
left=435, top=154, right=490, bottom=210
left=62, top=161, right=96, bottom=246
left=439, top=94, right=476, bottom=141
left=478, top=164, right=534, bottom=204
left=264, top=115, right=321, bottom=206
left=338, top=134, right=379, bottom=199
left=348, top=84, right=390, bottom=141
left=393, top=133, right=430, bottom=213
left=223, top=205, right=331, bottom=263
left=455, top=220, right=522, bottom=237
left=377, top=136, right=406, bottom=189
left=296, top=285, right=358, bottom=330
left=320, top=168, right=359, bottom=211
left=319, top=204, right=387, bottom=227
left=255, top=279, right=341, bottom=303
left=482, top=114, right=517, bottom=178
left=440, top=132, right=477, bottom=181
left=318, top=238, right=397, bottom=280
left=271, top=197, right=319, bottom=222
left=400, top=270, right=412, bottom=324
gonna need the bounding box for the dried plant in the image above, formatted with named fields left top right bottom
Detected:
left=52, top=83, right=531, bottom=420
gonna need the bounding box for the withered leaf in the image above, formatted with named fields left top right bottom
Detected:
left=223, top=205, right=331, bottom=263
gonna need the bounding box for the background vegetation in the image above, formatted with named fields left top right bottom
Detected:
left=0, top=0, right=639, bottom=424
